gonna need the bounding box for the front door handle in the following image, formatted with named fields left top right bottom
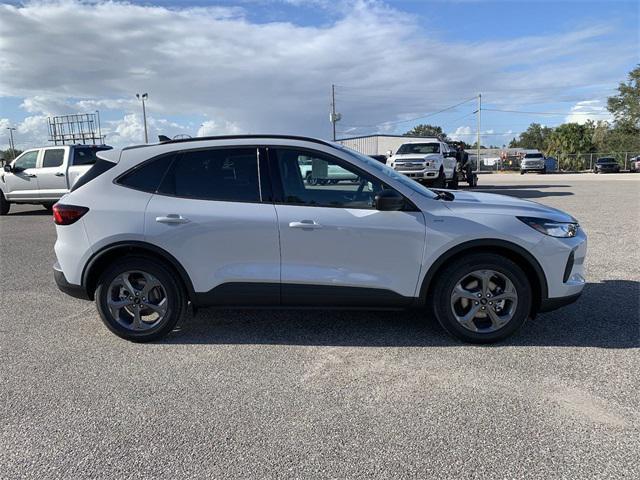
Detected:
left=289, top=220, right=323, bottom=229
left=24, top=173, right=37, bottom=178
left=156, top=214, right=190, bottom=225
left=54, top=172, right=65, bottom=177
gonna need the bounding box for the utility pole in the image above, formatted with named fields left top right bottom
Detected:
left=96, top=110, right=103, bottom=144
left=136, top=93, right=149, bottom=143
left=476, top=93, right=481, bottom=172
left=6, top=127, right=16, bottom=160
left=329, top=84, right=341, bottom=141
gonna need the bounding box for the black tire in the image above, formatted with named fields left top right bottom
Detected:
left=446, top=169, right=459, bottom=189
left=431, top=253, right=532, bottom=344
left=430, top=168, right=446, bottom=188
left=541, top=167, right=546, bottom=174
left=95, top=256, right=187, bottom=342
left=308, top=176, right=318, bottom=185
left=0, top=192, right=10, bottom=216
left=520, top=170, right=525, bottom=175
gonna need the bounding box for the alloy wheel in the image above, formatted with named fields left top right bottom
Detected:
left=450, top=269, right=518, bottom=333
left=107, top=270, right=168, bottom=331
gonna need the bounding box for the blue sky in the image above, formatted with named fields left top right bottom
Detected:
left=0, top=0, right=638, bottom=149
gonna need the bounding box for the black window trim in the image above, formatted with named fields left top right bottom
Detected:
left=266, top=145, right=419, bottom=212
left=114, top=145, right=270, bottom=205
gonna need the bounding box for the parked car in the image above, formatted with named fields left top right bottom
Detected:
left=593, top=157, right=620, bottom=173
left=53, top=135, right=587, bottom=344
left=387, top=139, right=458, bottom=188
left=544, top=156, right=558, bottom=172
left=0, top=144, right=112, bottom=215
left=628, top=155, right=640, bottom=172
left=298, top=156, right=358, bottom=184
left=520, top=151, right=546, bottom=174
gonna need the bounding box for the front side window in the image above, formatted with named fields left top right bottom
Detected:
left=158, top=148, right=260, bottom=202
left=13, top=151, right=38, bottom=170
left=42, top=149, right=65, bottom=168
left=275, top=148, right=386, bottom=209
left=396, top=143, right=440, bottom=155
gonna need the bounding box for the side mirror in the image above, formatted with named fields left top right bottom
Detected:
left=3, top=164, right=12, bottom=173
left=375, top=189, right=404, bottom=211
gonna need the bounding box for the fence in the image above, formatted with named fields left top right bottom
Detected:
left=474, top=152, right=639, bottom=172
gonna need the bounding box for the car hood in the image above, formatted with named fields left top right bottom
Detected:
left=440, top=190, right=576, bottom=222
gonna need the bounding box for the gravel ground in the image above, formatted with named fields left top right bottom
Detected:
left=1, top=173, right=638, bottom=479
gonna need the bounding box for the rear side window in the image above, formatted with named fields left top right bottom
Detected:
left=72, top=147, right=112, bottom=166
left=158, top=148, right=260, bottom=202
left=42, top=149, right=65, bottom=168
left=117, top=154, right=176, bottom=193
left=70, top=159, right=117, bottom=192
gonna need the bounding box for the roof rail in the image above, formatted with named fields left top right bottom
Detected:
left=123, top=134, right=334, bottom=151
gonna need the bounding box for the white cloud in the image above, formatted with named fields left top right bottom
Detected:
left=565, top=100, right=612, bottom=125
left=197, top=120, right=242, bottom=137
left=0, top=0, right=634, bottom=149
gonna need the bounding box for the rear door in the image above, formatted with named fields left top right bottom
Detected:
left=4, top=150, right=40, bottom=200
left=269, top=147, right=426, bottom=306
left=37, top=148, right=68, bottom=200
left=144, top=146, right=281, bottom=304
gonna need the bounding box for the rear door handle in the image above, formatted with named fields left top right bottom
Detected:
left=289, top=220, right=322, bottom=229
left=156, top=214, right=190, bottom=225
left=54, top=172, right=65, bottom=177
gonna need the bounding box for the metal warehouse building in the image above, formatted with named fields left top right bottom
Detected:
left=337, top=134, right=439, bottom=156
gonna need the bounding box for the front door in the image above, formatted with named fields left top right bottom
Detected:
left=269, top=147, right=426, bottom=306
left=144, top=146, right=281, bottom=305
left=4, top=150, right=40, bottom=201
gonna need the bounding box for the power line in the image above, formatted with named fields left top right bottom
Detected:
left=483, top=108, right=611, bottom=116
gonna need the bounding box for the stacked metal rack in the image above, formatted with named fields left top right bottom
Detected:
left=48, top=112, right=105, bottom=145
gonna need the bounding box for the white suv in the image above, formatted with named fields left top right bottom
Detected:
left=387, top=139, right=457, bottom=188
left=53, top=135, right=587, bottom=343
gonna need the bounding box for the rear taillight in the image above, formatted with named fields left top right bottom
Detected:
left=52, top=204, right=89, bottom=225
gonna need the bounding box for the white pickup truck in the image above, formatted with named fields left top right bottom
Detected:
left=1, top=144, right=112, bottom=215
left=387, top=138, right=458, bottom=188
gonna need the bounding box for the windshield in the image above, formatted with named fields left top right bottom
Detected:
left=396, top=143, right=440, bottom=155
left=335, top=144, right=438, bottom=199
left=597, top=158, right=615, bottom=163
left=524, top=153, right=543, bottom=159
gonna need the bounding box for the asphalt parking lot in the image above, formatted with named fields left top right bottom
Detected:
left=1, top=173, right=638, bottom=479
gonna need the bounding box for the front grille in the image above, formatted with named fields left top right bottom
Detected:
left=396, top=163, right=426, bottom=171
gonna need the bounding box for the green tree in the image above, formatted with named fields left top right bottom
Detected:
left=546, top=123, right=594, bottom=170
left=608, top=65, right=640, bottom=129
left=404, top=124, right=447, bottom=139
left=508, top=123, right=553, bottom=151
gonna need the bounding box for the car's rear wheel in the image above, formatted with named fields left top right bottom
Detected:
left=431, top=253, right=532, bottom=343
left=0, top=192, right=10, bottom=215
left=95, top=257, right=186, bottom=342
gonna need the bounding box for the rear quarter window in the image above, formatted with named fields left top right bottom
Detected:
left=72, top=147, right=113, bottom=166
left=116, top=154, right=176, bottom=193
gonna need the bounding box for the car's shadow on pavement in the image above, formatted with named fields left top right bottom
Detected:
left=470, top=184, right=573, bottom=199
left=6, top=208, right=50, bottom=216
left=166, top=280, right=639, bottom=349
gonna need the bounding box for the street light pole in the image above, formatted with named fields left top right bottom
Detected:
left=136, top=93, right=149, bottom=143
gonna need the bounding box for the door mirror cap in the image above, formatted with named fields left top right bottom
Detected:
left=3, top=164, right=12, bottom=173
left=375, top=189, right=404, bottom=211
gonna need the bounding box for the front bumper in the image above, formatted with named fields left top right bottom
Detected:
left=539, top=292, right=582, bottom=312
left=54, top=262, right=89, bottom=300
left=521, top=163, right=545, bottom=171
left=394, top=168, right=439, bottom=179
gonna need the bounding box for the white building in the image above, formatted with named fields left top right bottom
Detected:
left=337, top=134, right=439, bottom=156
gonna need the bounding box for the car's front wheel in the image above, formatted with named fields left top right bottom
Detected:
left=95, top=257, right=187, bottom=342
left=431, top=253, right=532, bottom=343
left=0, top=192, right=10, bottom=215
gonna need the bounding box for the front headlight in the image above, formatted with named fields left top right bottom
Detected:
left=517, top=216, right=578, bottom=238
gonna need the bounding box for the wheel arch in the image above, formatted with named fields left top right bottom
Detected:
left=82, top=241, right=196, bottom=301
left=419, top=239, right=548, bottom=313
